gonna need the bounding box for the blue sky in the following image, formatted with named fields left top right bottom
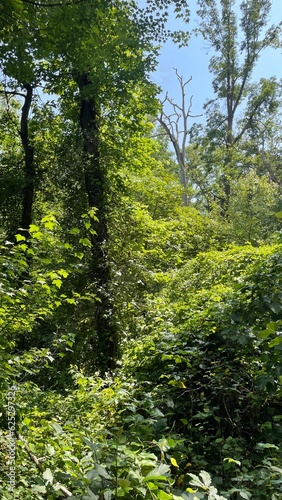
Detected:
left=148, top=0, right=282, bottom=125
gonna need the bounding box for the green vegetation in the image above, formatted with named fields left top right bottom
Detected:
left=0, top=1, right=281, bottom=499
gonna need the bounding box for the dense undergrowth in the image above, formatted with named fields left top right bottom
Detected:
left=1, top=236, right=282, bottom=499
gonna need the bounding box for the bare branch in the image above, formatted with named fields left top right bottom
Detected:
left=0, top=89, right=26, bottom=98
left=21, top=0, right=88, bottom=7
left=158, top=69, right=202, bottom=206
left=17, top=433, right=73, bottom=497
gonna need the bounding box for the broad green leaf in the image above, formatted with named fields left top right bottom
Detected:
left=269, top=336, right=282, bottom=348
left=223, top=458, right=241, bottom=466
left=79, top=238, right=92, bottom=248
left=199, top=471, right=211, bottom=488
left=52, top=278, right=62, bottom=288
left=157, top=490, right=173, bottom=499
left=269, top=302, right=282, bottom=315
left=29, top=224, right=40, bottom=232
left=95, top=464, right=111, bottom=479
left=31, top=485, right=47, bottom=493
left=51, top=422, right=64, bottom=435
left=239, top=491, right=251, bottom=499
left=118, top=479, right=132, bottom=489
left=43, top=468, right=53, bottom=484
left=144, top=463, right=170, bottom=482
left=15, top=234, right=26, bottom=242
left=46, top=445, right=55, bottom=456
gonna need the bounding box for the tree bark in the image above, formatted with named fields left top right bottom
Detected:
left=78, top=73, right=117, bottom=373
left=19, top=84, right=35, bottom=236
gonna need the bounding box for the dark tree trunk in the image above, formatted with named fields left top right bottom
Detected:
left=78, top=73, right=118, bottom=373
left=19, top=84, right=35, bottom=236
left=15, top=84, right=34, bottom=352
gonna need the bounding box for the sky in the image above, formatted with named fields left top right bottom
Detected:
left=146, top=0, right=282, bottom=125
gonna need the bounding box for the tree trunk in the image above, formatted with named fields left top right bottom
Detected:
left=19, top=84, right=35, bottom=235
left=78, top=73, right=118, bottom=373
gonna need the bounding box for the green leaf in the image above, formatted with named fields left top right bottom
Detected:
left=31, top=485, right=47, bottom=493
left=32, top=231, right=43, bottom=240
left=157, top=490, right=172, bottom=499
left=66, top=298, right=76, bottom=305
left=199, top=471, right=211, bottom=488
left=269, top=302, right=282, bottom=314
left=86, top=489, right=99, bottom=500
left=58, top=269, right=69, bottom=278
left=103, top=492, right=112, bottom=500
left=188, top=473, right=207, bottom=489
left=52, top=278, right=62, bottom=288
left=95, top=464, right=111, bottom=479
left=223, top=458, right=241, bottom=466
left=118, top=479, right=132, bottom=489
left=255, top=442, right=279, bottom=450
left=82, top=437, right=101, bottom=453
left=43, top=468, right=53, bottom=484
left=258, top=321, right=279, bottom=339
left=29, top=224, right=40, bottom=232
left=268, top=336, right=282, bottom=348
left=46, top=445, right=55, bottom=456
left=170, top=457, right=179, bottom=468
left=144, top=463, right=170, bottom=481
left=239, top=491, right=251, bottom=499
left=79, top=237, right=92, bottom=248
left=15, top=234, right=26, bottom=242
left=74, top=252, right=84, bottom=260
left=51, top=422, right=64, bottom=435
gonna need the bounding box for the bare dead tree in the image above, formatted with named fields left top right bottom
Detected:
left=158, top=69, right=202, bottom=206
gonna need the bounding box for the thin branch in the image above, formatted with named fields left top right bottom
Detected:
left=0, top=90, right=26, bottom=98
left=17, top=433, right=73, bottom=498
left=21, top=0, right=89, bottom=7
left=158, top=70, right=203, bottom=206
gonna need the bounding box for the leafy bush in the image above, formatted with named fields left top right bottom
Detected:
left=121, top=244, right=282, bottom=498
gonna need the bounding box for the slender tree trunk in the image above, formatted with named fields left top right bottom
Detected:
left=19, top=84, right=35, bottom=235
left=220, top=104, right=234, bottom=216
left=78, top=73, right=117, bottom=373
left=16, top=84, right=34, bottom=351
left=180, top=165, right=189, bottom=206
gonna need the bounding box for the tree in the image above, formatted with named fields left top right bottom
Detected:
left=196, top=0, right=282, bottom=211
left=47, top=0, right=160, bottom=372
left=0, top=13, right=39, bottom=238
left=0, top=0, right=191, bottom=371
left=158, top=70, right=202, bottom=206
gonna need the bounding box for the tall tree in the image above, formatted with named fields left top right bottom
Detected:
left=196, top=0, right=282, bottom=211
left=0, top=0, right=191, bottom=372
left=49, top=0, right=160, bottom=372
left=158, top=70, right=201, bottom=206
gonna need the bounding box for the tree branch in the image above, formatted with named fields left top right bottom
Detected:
left=21, top=0, right=89, bottom=7
left=158, top=69, right=202, bottom=206
left=17, top=433, right=73, bottom=498
left=0, top=89, right=26, bottom=98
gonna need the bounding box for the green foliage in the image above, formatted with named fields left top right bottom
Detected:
left=121, top=244, right=282, bottom=498
left=1, top=372, right=189, bottom=499
left=0, top=1, right=282, bottom=499
left=228, top=170, right=280, bottom=244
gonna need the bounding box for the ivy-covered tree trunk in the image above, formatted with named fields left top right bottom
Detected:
left=78, top=73, right=118, bottom=373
